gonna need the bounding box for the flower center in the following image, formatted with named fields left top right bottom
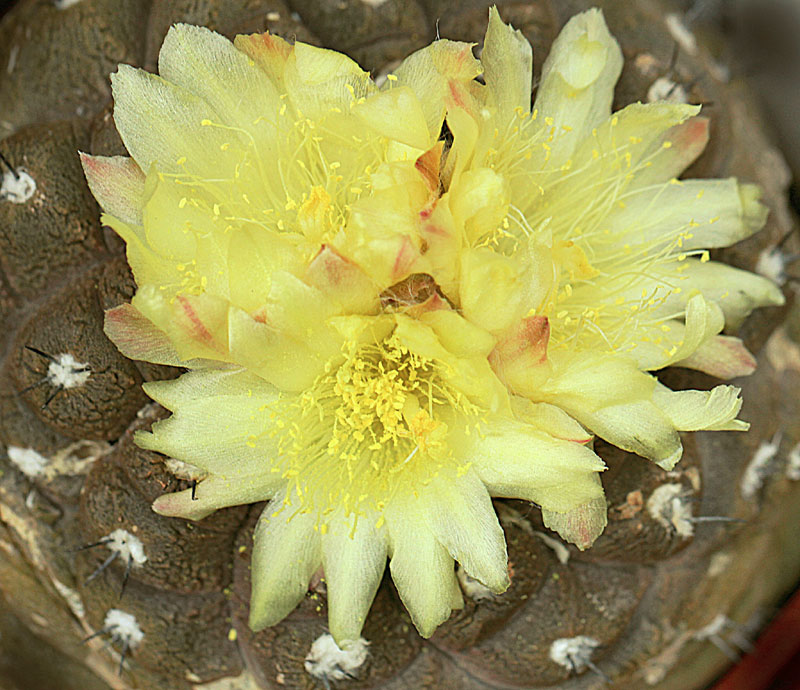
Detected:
left=266, top=334, right=479, bottom=532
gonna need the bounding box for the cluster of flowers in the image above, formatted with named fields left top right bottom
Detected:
left=82, top=8, right=782, bottom=645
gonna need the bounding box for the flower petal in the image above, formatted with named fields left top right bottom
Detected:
left=111, top=64, right=242, bottom=175
left=79, top=154, right=145, bottom=226
left=668, top=259, right=785, bottom=328
left=605, top=179, right=767, bottom=252
left=579, top=399, right=683, bottom=470
left=233, top=31, right=292, bottom=90
left=465, top=417, right=606, bottom=512
left=102, top=213, right=180, bottom=288
left=537, top=350, right=656, bottom=411
left=653, top=383, right=748, bottom=432
left=459, top=247, right=539, bottom=335
left=104, top=303, right=186, bottom=367
left=249, top=496, right=322, bottom=631
left=352, top=85, right=432, bottom=151
left=675, top=335, right=757, bottom=379
left=304, top=245, right=380, bottom=315
left=533, top=9, right=623, bottom=163
left=322, top=514, right=388, bottom=645
left=420, top=469, right=509, bottom=593
left=632, top=115, right=709, bottom=187
left=284, top=41, right=375, bottom=120
left=489, top=316, right=552, bottom=396
left=482, top=7, right=533, bottom=122
left=512, top=398, right=593, bottom=444
left=630, top=293, right=725, bottom=371
left=541, top=493, right=607, bottom=550
left=152, top=472, right=281, bottom=521
left=385, top=497, right=460, bottom=637
left=133, top=288, right=231, bottom=361
left=227, top=306, right=327, bottom=392
left=137, top=368, right=281, bottom=474
left=157, top=24, right=281, bottom=137
left=392, top=39, right=482, bottom=142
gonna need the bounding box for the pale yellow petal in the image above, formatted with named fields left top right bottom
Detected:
left=385, top=497, right=459, bottom=638
left=541, top=493, right=607, bottom=550
left=322, top=514, right=388, bottom=645
left=133, top=288, right=230, bottom=361
left=533, top=9, right=623, bottom=163
left=420, top=469, right=509, bottom=593
left=392, top=39, right=482, bottom=142
left=249, top=496, right=322, bottom=630
left=233, top=31, right=292, bottom=90
left=605, top=179, right=767, bottom=252
left=104, top=303, right=187, bottom=367
left=304, top=245, right=380, bottom=315
left=511, top=397, right=592, bottom=443
left=111, top=64, right=242, bottom=175
left=353, top=86, right=431, bottom=151
left=459, top=248, right=535, bottom=335
left=465, top=417, right=605, bottom=512
left=667, top=259, right=785, bottom=328
left=137, top=368, right=281, bottom=475
left=579, top=400, right=683, bottom=470
left=284, top=41, right=374, bottom=120
left=482, top=7, right=532, bottom=122
left=653, top=384, right=748, bottom=432
left=630, top=294, right=725, bottom=371
left=227, top=306, right=329, bottom=391
left=152, top=472, right=282, bottom=521
left=536, top=350, right=656, bottom=412
left=157, top=23, right=281, bottom=139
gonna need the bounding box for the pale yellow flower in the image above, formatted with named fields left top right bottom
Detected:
left=81, top=8, right=781, bottom=646
left=436, top=8, right=783, bottom=471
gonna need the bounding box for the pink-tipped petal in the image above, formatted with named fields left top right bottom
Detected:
left=304, top=245, right=379, bottom=314
left=104, top=303, right=185, bottom=366
left=489, top=316, right=551, bottom=396
left=677, top=335, right=758, bottom=379
left=79, top=153, right=145, bottom=226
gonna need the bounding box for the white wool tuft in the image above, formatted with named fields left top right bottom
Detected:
left=304, top=633, right=368, bottom=682
left=647, top=77, right=688, bottom=104
left=47, top=353, right=90, bottom=389
left=106, top=529, right=147, bottom=565
left=741, top=433, right=782, bottom=500
left=7, top=446, right=49, bottom=477
left=755, top=246, right=789, bottom=286
left=54, top=0, right=84, bottom=8
left=549, top=635, right=600, bottom=672
left=0, top=168, right=36, bottom=203
left=104, top=609, right=144, bottom=647
left=647, top=483, right=694, bottom=537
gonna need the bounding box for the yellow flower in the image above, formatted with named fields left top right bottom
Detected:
left=81, top=8, right=782, bottom=646
left=436, top=7, right=784, bottom=470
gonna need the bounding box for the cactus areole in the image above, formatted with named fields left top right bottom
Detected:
left=80, top=6, right=783, bottom=646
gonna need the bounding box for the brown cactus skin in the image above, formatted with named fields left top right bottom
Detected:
left=1, top=1, right=799, bottom=689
